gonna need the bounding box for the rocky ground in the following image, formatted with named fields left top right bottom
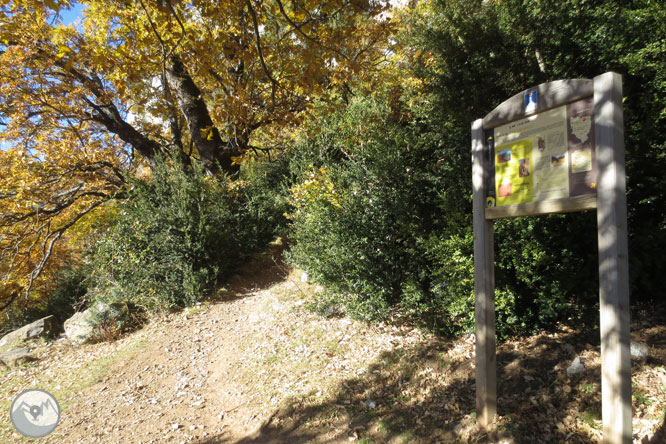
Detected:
left=1, top=244, right=665, bottom=443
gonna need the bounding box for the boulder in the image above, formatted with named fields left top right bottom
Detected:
left=0, top=347, right=37, bottom=368
left=64, top=302, right=123, bottom=344
left=566, top=356, right=585, bottom=377
left=0, top=316, right=59, bottom=349
left=64, top=309, right=96, bottom=344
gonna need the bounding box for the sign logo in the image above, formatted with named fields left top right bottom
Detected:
left=10, top=389, right=60, bottom=438
left=524, top=90, right=537, bottom=113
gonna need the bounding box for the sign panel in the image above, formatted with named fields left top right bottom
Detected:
left=485, top=97, right=596, bottom=209
left=472, top=74, right=630, bottom=442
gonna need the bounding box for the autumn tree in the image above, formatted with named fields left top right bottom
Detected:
left=0, top=0, right=393, bottom=314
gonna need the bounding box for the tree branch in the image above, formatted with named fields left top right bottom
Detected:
left=24, top=199, right=106, bottom=298
left=88, top=103, right=163, bottom=162
left=246, top=0, right=278, bottom=105
left=0, top=292, right=20, bottom=313
left=274, top=0, right=349, bottom=61
left=165, top=56, right=239, bottom=175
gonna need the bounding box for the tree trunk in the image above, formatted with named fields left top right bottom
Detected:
left=165, top=56, right=239, bottom=176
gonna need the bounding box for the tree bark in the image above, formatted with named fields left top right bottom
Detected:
left=90, top=103, right=163, bottom=163
left=165, top=56, right=239, bottom=176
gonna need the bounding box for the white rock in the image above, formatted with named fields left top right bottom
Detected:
left=363, top=398, right=377, bottom=409
left=566, top=357, right=585, bottom=376
left=64, top=302, right=122, bottom=344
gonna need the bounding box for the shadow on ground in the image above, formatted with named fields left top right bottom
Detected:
left=193, top=316, right=666, bottom=444
left=211, top=239, right=291, bottom=302
left=191, top=257, right=666, bottom=444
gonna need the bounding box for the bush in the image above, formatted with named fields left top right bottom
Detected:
left=85, top=300, right=146, bottom=343
left=287, top=89, right=605, bottom=339
left=236, top=152, right=293, bottom=246
left=46, top=264, right=90, bottom=323
left=421, top=233, right=476, bottom=336
left=89, top=157, right=250, bottom=312
left=287, top=95, right=472, bottom=330
left=408, top=0, right=666, bottom=318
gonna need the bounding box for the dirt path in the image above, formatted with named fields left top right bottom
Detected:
left=13, top=245, right=428, bottom=444
left=2, top=244, right=666, bottom=444
left=49, top=246, right=325, bottom=443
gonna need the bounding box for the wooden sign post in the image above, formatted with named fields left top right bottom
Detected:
left=471, top=72, right=631, bottom=444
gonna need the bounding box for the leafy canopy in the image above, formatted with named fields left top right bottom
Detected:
left=0, top=0, right=394, bottom=311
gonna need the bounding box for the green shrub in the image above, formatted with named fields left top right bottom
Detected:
left=85, top=300, right=146, bottom=342
left=287, top=89, right=605, bottom=339
left=46, top=264, right=91, bottom=323
left=408, top=0, right=666, bottom=315
left=421, top=233, right=476, bottom=336
left=493, top=213, right=600, bottom=332
left=287, top=95, right=469, bottom=329
left=89, top=157, right=248, bottom=312
left=237, top=152, right=293, bottom=246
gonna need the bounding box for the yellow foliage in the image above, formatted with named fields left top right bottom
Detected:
left=0, top=0, right=398, bottom=311
left=288, top=166, right=342, bottom=219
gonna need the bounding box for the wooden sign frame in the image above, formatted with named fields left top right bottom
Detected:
left=471, top=72, right=631, bottom=444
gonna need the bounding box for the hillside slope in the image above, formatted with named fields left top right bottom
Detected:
left=2, top=246, right=665, bottom=444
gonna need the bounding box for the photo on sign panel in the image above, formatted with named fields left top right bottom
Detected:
left=519, top=158, right=530, bottom=177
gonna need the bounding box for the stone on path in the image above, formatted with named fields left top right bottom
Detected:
left=0, top=347, right=38, bottom=368
left=630, top=340, right=649, bottom=360
left=566, top=356, right=585, bottom=377
left=0, top=315, right=59, bottom=348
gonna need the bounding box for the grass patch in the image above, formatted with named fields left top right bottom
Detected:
left=0, top=336, right=148, bottom=442
left=377, top=418, right=392, bottom=434
left=436, top=351, right=451, bottom=370
left=581, top=383, right=599, bottom=394
left=579, top=406, right=602, bottom=430
left=398, top=429, right=418, bottom=443
left=634, top=389, right=652, bottom=406
left=185, top=302, right=211, bottom=317
left=264, top=354, right=279, bottom=364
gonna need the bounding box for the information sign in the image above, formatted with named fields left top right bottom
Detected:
left=471, top=73, right=631, bottom=444
left=485, top=97, right=596, bottom=209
